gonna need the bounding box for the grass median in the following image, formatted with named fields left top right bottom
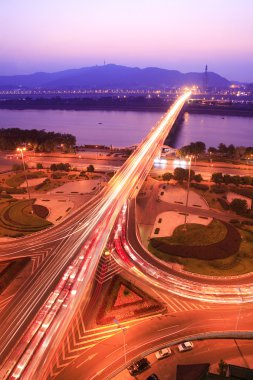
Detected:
left=148, top=220, right=253, bottom=276
left=0, top=199, right=52, bottom=237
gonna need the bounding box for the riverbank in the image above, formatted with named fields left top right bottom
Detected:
left=0, top=97, right=253, bottom=116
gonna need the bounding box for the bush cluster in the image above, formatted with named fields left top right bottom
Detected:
left=211, top=172, right=253, bottom=186
left=150, top=221, right=241, bottom=260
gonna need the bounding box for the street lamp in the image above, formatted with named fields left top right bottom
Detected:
left=17, top=147, right=31, bottom=199
left=113, top=318, right=127, bottom=366
left=183, top=155, right=193, bottom=229
left=235, top=287, right=243, bottom=331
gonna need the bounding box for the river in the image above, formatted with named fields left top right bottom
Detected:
left=0, top=109, right=252, bottom=148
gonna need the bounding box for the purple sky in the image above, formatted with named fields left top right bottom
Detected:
left=1, top=0, right=253, bottom=82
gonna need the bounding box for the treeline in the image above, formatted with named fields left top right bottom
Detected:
left=211, top=172, right=253, bottom=187
left=0, top=128, right=76, bottom=152
left=162, top=167, right=202, bottom=183
left=178, top=141, right=253, bottom=159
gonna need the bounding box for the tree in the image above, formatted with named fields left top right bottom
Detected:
left=50, top=164, right=58, bottom=171
left=227, top=144, right=236, bottom=157
left=230, top=198, right=248, bottom=215
left=208, top=147, right=217, bottom=154
left=194, top=141, right=206, bottom=155
left=194, top=174, right=203, bottom=183
left=223, top=174, right=232, bottom=185
left=211, top=172, right=223, bottom=184
left=218, top=143, right=228, bottom=154
left=218, top=359, right=228, bottom=376
left=162, top=172, right=173, bottom=181
left=178, top=141, right=206, bottom=157
left=50, top=163, right=70, bottom=171
left=230, top=175, right=241, bottom=186
left=174, top=167, right=187, bottom=182
left=87, top=164, right=95, bottom=173
left=241, top=176, right=252, bottom=186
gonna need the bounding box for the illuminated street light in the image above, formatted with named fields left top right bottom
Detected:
left=235, top=287, right=243, bottom=331
left=183, top=155, right=193, bottom=229
left=113, top=318, right=127, bottom=366
left=17, top=147, right=31, bottom=199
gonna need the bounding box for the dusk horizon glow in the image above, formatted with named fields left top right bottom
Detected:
left=1, top=0, right=253, bottom=82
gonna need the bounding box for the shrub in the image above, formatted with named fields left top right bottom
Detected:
left=35, top=178, right=50, bottom=190
left=217, top=197, right=230, bottom=210
left=194, top=174, right=203, bottom=183
left=230, top=198, right=248, bottom=215
left=191, top=183, right=209, bottom=191
left=210, top=184, right=227, bottom=194
left=50, top=163, right=70, bottom=171
left=162, top=172, right=174, bottom=181
left=51, top=172, right=64, bottom=179
left=87, top=164, right=95, bottom=173
left=229, top=187, right=253, bottom=199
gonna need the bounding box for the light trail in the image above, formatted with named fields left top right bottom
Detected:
left=112, top=204, right=253, bottom=304
left=0, top=93, right=191, bottom=379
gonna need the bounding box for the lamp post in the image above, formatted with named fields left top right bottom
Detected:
left=235, top=287, right=243, bottom=331
left=113, top=318, right=127, bottom=366
left=17, top=147, right=31, bottom=199
left=184, top=155, right=193, bottom=229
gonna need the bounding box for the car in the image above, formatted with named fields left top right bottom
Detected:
left=146, top=374, right=159, bottom=380
left=178, top=341, right=194, bottom=352
left=127, top=358, right=150, bottom=376
left=155, top=347, right=172, bottom=359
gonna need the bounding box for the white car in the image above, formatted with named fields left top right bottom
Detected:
left=155, top=347, right=172, bottom=359
left=178, top=341, right=194, bottom=352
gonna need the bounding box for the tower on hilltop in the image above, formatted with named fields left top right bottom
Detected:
left=203, top=64, right=208, bottom=93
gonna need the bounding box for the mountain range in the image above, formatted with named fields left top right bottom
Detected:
left=0, top=64, right=231, bottom=90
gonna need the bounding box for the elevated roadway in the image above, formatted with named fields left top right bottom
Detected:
left=0, top=92, right=190, bottom=379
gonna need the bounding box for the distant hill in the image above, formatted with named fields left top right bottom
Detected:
left=0, top=64, right=230, bottom=90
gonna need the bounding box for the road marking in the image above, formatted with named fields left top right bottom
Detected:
left=105, top=346, right=123, bottom=358
left=89, top=369, right=104, bottom=380
left=158, top=325, right=180, bottom=332
left=75, top=353, right=97, bottom=368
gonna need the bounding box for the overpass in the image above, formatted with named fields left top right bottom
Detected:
left=0, top=92, right=190, bottom=379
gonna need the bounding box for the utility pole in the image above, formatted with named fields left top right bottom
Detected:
left=17, top=147, right=31, bottom=199
left=113, top=318, right=127, bottom=366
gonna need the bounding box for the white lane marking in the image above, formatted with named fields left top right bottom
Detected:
left=75, top=353, right=97, bottom=368
left=158, top=325, right=180, bottom=332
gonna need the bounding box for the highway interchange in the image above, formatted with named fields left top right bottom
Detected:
left=0, top=91, right=252, bottom=379
left=0, top=93, right=197, bottom=379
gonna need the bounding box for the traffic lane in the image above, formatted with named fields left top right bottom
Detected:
left=119, top=339, right=253, bottom=380
left=57, top=306, right=253, bottom=380
left=0, top=186, right=108, bottom=255
left=0, top=222, right=90, bottom=363
left=0, top=93, right=190, bottom=373
left=152, top=164, right=253, bottom=178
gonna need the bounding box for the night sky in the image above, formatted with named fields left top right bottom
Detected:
left=1, top=0, right=252, bottom=82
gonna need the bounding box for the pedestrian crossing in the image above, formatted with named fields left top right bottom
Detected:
left=47, top=288, right=212, bottom=380
left=31, top=247, right=53, bottom=273
left=95, top=254, right=122, bottom=285
left=151, top=289, right=212, bottom=313
left=48, top=313, right=144, bottom=380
